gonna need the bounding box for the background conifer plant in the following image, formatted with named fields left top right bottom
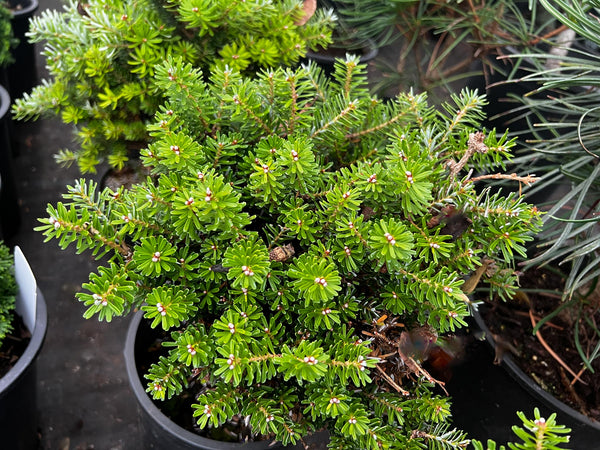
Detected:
left=11, top=0, right=335, bottom=173
left=37, top=56, right=543, bottom=448
left=325, top=0, right=545, bottom=99
left=0, top=242, right=16, bottom=348
left=494, top=0, right=600, bottom=376
left=0, top=2, right=17, bottom=68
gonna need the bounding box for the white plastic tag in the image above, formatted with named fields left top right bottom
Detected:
left=14, top=246, right=37, bottom=333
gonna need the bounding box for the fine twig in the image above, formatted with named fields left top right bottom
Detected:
left=464, top=173, right=538, bottom=185
left=408, top=356, right=448, bottom=396
left=464, top=173, right=538, bottom=196
left=509, top=309, right=564, bottom=330
left=528, top=309, right=587, bottom=385
left=558, top=367, right=588, bottom=413
left=528, top=24, right=569, bottom=46
left=376, top=365, right=409, bottom=396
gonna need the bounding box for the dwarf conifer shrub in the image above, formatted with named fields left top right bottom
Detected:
left=37, top=56, right=542, bottom=448
left=12, top=0, right=334, bottom=173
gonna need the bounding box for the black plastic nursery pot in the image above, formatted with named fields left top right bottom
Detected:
left=0, top=250, right=48, bottom=450
left=125, top=311, right=329, bottom=449
left=6, top=0, right=39, bottom=100
left=0, top=83, right=20, bottom=240
left=304, top=39, right=378, bottom=75
left=446, top=310, right=600, bottom=449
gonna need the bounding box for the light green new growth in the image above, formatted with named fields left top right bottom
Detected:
left=472, top=408, right=570, bottom=450
left=12, top=0, right=335, bottom=173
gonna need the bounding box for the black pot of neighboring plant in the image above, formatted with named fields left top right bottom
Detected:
left=5, top=0, right=38, bottom=100
left=447, top=302, right=600, bottom=449
left=446, top=260, right=600, bottom=448
left=0, top=83, right=19, bottom=240
left=449, top=3, right=600, bottom=447
left=124, top=311, right=329, bottom=450
left=0, top=245, right=48, bottom=450
left=302, top=0, right=378, bottom=75
left=304, top=37, right=379, bottom=76
left=320, top=0, right=544, bottom=102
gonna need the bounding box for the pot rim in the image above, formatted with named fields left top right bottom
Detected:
left=472, top=304, right=600, bottom=431
left=9, top=0, right=38, bottom=17
left=124, top=310, right=287, bottom=449
left=305, top=39, right=379, bottom=64
left=0, top=288, right=47, bottom=397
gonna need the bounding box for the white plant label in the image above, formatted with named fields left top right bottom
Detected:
left=14, top=246, right=37, bottom=333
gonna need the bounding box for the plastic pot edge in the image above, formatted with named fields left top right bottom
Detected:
left=124, top=310, right=300, bottom=449
left=0, top=287, right=47, bottom=398
left=305, top=39, right=379, bottom=65
left=9, top=0, right=38, bottom=17
left=472, top=305, right=600, bottom=431
left=0, top=84, right=9, bottom=119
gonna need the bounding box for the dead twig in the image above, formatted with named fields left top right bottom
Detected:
left=447, top=132, right=489, bottom=179
left=571, top=366, right=587, bottom=387
left=491, top=332, right=521, bottom=364
left=509, top=310, right=564, bottom=330
left=532, top=291, right=564, bottom=300
left=558, top=366, right=588, bottom=414
left=464, top=172, right=538, bottom=196
left=408, top=356, right=448, bottom=396
left=376, top=365, right=409, bottom=396
left=462, top=258, right=493, bottom=295
left=464, top=173, right=538, bottom=185
left=528, top=24, right=569, bottom=46
left=528, top=309, right=587, bottom=385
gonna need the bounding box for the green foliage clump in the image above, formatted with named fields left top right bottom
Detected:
left=0, top=1, right=17, bottom=68
left=12, top=0, right=335, bottom=173
left=472, top=408, right=571, bottom=450
left=37, top=57, right=543, bottom=448
left=0, top=242, right=17, bottom=348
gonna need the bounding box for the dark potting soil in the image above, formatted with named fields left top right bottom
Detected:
left=0, top=313, right=31, bottom=379
left=100, top=164, right=148, bottom=192
left=481, top=267, right=600, bottom=422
